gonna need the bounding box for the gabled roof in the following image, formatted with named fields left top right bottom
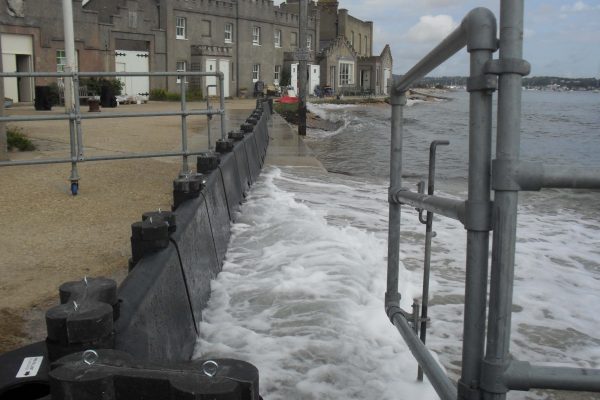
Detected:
left=319, top=35, right=357, bottom=59
left=380, top=44, right=392, bottom=62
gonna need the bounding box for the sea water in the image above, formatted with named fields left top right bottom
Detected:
left=194, top=91, right=600, bottom=399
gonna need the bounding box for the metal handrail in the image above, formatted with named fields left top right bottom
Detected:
left=0, top=70, right=226, bottom=195
left=385, top=1, right=600, bottom=400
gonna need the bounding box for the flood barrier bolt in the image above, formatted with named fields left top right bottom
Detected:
left=197, top=153, right=220, bottom=173
left=142, top=210, right=177, bottom=233
left=130, top=218, right=171, bottom=267
left=240, top=123, right=254, bottom=133
left=45, top=300, right=114, bottom=362
left=216, top=138, right=235, bottom=154
left=228, top=130, right=245, bottom=141
left=172, top=174, right=205, bottom=210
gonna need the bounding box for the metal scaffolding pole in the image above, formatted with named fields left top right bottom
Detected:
left=297, top=0, right=308, bottom=136
left=482, top=1, right=526, bottom=399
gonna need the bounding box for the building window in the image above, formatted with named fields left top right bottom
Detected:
left=56, top=50, right=79, bottom=72
left=358, top=33, right=362, bottom=53
left=176, top=60, right=187, bottom=84
left=176, top=17, right=186, bottom=39
left=350, top=31, right=354, bottom=47
left=274, top=29, right=282, bottom=48
left=339, top=61, right=354, bottom=86
left=291, top=31, right=298, bottom=47
left=252, top=64, right=260, bottom=82
left=274, top=65, right=281, bottom=84
left=307, top=34, right=312, bottom=50
left=252, top=26, right=261, bottom=45
left=56, top=50, right=67, bottom=72
left=365, top=36, right=368, bottom=55
left=202, top=20, right=211, bottom=37
left=225, top=23, right=233, bottom=43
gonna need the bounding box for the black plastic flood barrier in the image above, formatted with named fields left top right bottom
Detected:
left=218, top=151, right=245, bottom=217
left=201, top=168, right=232, bottom=265
left=244, top=131, right=262, bottom=182
left=115, top=243, right=198, bottom=362
left=49, top=350, right=260, bottom=400
left=233, top=141, right=251, bottom=194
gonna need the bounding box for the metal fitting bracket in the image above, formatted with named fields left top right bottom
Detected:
left=484, top=58, right=531, bottom=76
left=388, top=186, right=405, bottom=204
left=480, top=359, right=509, bottom=394
left=466, top=75, right=497, bottom=92
left=492, top=159, right=544, bottom=191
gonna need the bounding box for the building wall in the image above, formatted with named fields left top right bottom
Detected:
left=0, top=0, right=165, bottom=99
left=338, top=9, right=372, bottom=57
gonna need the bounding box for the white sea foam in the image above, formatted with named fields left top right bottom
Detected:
left=195, top=165, right=600, bottom=399
left=195, top=167, right=438, bottom=400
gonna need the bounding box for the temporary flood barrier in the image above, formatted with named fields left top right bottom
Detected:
left=0, top=100, right=272, bottom=400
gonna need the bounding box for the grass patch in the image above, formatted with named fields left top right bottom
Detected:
left=7, top=126, right=35, bottom=151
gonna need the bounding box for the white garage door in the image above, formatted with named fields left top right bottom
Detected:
left=218, top=60, right=230, bottom=98
left=115, top=50, right=149, bottom=100
left=205, top=59, right=217, bottom=96
left=1, top=34, right=33, bottom=102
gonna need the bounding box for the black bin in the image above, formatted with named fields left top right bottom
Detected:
left=34, top=86, right=53, bottom=111
left=100, top=86, right=117, bottom=108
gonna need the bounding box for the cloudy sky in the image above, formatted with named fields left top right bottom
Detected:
left=281, top=0, right=600, bottom=77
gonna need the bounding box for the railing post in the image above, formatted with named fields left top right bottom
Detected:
left=385, top=85, right=406, bottom=310
left=179, top=74, right=190, bottom=176
left=219, top=72, right=226, bottom=141
left=458, top=8, right=497, bottom=400
left=482, top=1, right=527, bottom=399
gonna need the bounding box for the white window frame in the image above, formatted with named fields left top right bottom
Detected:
left=339, top=61, right=354, bottom=86
left=56, top=49, right=79, bottom=73
left=252, top=26, right=261, bottom=46
left=225, top=23, right=233, bottom=43
left=274, top=65, right=281, bottom=84
left=307, top=34, right=312, bottom=50
left=56, top=50, right=67, bottom=73
left=252, top=64, right=260, bottom=82
left=176, top=17, right=186, bottom=40
left=176, top=60, right=187, bottom=84
left=274, top=29, right=282, bottom=48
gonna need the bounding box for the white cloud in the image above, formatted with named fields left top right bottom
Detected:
left=560, top=1, right=600, bottom=12
left=404, top=15, right=458, bottom=43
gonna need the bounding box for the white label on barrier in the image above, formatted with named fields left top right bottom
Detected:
left=16, top=356, right=43, bottom=378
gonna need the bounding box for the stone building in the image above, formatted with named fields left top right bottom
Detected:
left=315, top=0, right=392, bottom=95
left=1, top=0, right=389, bottom=102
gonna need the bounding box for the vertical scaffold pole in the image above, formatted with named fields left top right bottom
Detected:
left=386, top=85, right=406, bottom=309
left=458, top=10, right=497, bottom=399
left=62, top=0, right=80, bottom=193
left=298, top=0, right=308, bottom=136
left=483, top=1, right=526, bottom=399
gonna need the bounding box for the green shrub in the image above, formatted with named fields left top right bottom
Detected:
left=7, top=126, right=35, bottom=151
left=149, top=88, right=168, bottom=101
left=166, top=92, right=181, bottom=101
left=187, top=87, right=203, bottom=101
